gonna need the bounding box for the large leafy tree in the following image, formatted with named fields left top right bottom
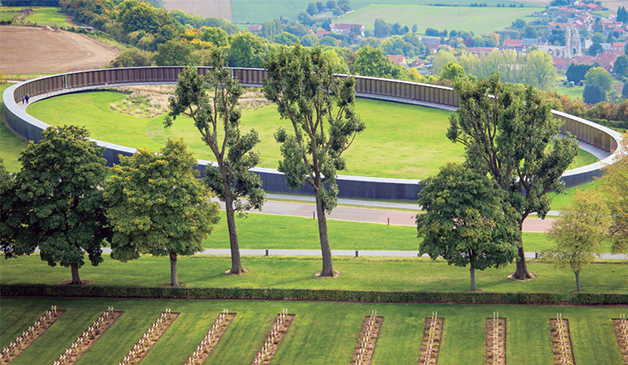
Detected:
left=104, top=139, right=220, bottom=286
left=447, top=74, right=578, bottom=280
left=1, top=126, right=110, bottom=284
left=263, top=44, right=366, bottom=277
left=543, top=191, right=611, bottom=291
left=166, top=50, right=265, bottom=275
left=603, top=140, right=627, bottom=254
left=417, top=163, right=519, bottom=291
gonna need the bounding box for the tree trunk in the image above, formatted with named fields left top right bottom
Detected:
left=512, top=225, right=532, bottom=280
left=575, top=270, right=581, bottom=292
left=316, top=195, right=334, bottom=277
left=170, top=251, right=178, bottom=287
left=70, top=264, right=82, bottom=285
left=470, top=262, right=476, bottom=292
left=224, top=189, right=244, bottom=274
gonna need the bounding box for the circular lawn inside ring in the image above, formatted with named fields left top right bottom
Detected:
left=27, top=90, right=599, bottom=180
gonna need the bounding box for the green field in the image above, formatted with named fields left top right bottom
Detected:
left=0, top=6, right=72, bottom=26
left=230, top=0, right=530, bottom=24
left=28, top=91, right=468, bottom=179
left=551, top=85, right=584, bottom=100
left=26, top=90, right=599, bottom=180
left=0, top=84, right=29, bottom=172
left=1, top=296, right=624, bottom=364
left=2, top=254, right=627, bottom=293
left=335, top=5, right=542, bottom=35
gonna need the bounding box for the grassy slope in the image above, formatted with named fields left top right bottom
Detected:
left=29, top=91, right=468, bottom=179
left=551, top=85, right=584, bottom=100
left=1, top=254, right=626, bottom=294
left=230, top=0, right=528, bottom=24
left=335, top=5, right=542, bottom=35
left=0, top=84, right=28, bottom=172
left=24, top=7, right=72, bottom=27
left=1, top=297, right=623, bottom=365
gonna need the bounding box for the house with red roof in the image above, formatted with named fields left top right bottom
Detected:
left=247, top=25, right=262, bottom=34
left=387, top=55, right=406, bottom=66
left=330, top=23, right=365, bottom=37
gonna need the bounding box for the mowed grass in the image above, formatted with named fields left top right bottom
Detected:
left=230, top=0, right=529, bottom=24
left=0, top=84, right=29, bottom=172
left=1, top=254, right=626, bottom=294
left=1, top=296, right=624, bottom=364
left=29, top=91, right=468, bottom=179
left=335, top=5, right=542, bottom=35
left=551, top=85, right=584, bottom=100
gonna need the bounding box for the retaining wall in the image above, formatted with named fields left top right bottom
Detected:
left=3, top=67, right=623, bottom=201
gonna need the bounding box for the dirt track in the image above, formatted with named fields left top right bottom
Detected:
left=0, top=26, right=119, bottom=74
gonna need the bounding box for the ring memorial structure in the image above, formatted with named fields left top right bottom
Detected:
left=3, top=67, right=624, bottom=201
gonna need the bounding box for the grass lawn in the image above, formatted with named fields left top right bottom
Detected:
left=549, top=177, right=606, bottom=211
left=334, top=5, right=541, bottom=35
left=1, top=254, right=626, bottom=294
left=230, top=0, right=529, bottom=24
left=28, top=91, right=468, bottom=179
left=24, top=7, right=72, bottom=27
left=0, top=11, right=15, bottom=21
left=0, top=84, right=29, bottom=172
left=551, top=85, right=584, bottom=100
left=1, top=296, right=624, bottom=364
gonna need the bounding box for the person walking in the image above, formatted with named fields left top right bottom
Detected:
left=25, top=94, right=29, bottom=104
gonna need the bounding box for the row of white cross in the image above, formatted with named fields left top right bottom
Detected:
left=184, top=309, right=230, bottom=365
left=491, top=311, right=504, bottom=365
left=0, top=305, right=58, bottom=363
left=619, top=314, right=627, bottom=351
left=118, top=308, right=172, bottom=365
left=555, top=313, right=574, bottom=365
left=420, top=311, right=439, bottom=365
left=53, top=306, right=115, bottom=365
left=253, top=308, right=289, bottom=365
left=353, top=310, right=378, bottom=365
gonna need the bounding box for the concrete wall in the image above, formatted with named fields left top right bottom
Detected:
left=3, top=67, right=624, bottom=201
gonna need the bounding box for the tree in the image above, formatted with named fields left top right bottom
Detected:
left=352, top=46, right=393, bottom=77
left=166, top=50, right=266, bottom=274
left=588, top=42, right=603, bottom=56
left=522, top=50, right=557, bottom=90
left=261, top=18, right=282, bottom=41
left=337, top=0, right=351, bottom=12
left=585, top=67, right=613, bottom=92
left=274, top=32, right=299, bottom=46
left=1, top=126, right=110, bottom=284
left=110, top=48, right=153, bottom=67
left=105, top=139, right=220, bottom=286
left=623, top=82, right=628, bottom=99
left=618, top=6, right=627, bottom=23
left=614, top=55, right=628, bottom=79
left=201, top=27, right=228, bottom=47
left=326, top=0, right=336, bottom=9
left=583, top=84, right=607, bottom=104
left=374, top=18, right=390, bottom=38
left=412, top=23, right=418, bottom=34
left=603, top=141, right=628, bottom=254
left=543, top=191, right=611, bottom=291
left=306, top=2, right=318, bottom=15
left=155, top=39, right=198, bottom=66
left=447, top=74, right=578, bottom=280
left=566, top=63, right=592, bottom=84
left=227, top=32, right=269, bottom=68
left=417, top=163, right=519, bottom=291
left=440, top=62, right=467, bottom=82
left=301, top=33, right=318, bottom=47
left=319, top=36, right=337, bottom=47
left=263, top=45, right=366, bottom=277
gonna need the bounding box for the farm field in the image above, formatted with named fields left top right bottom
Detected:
left=26, top=90, right=598, bottom=180
left=0, top=26, right=118, bottom=74
left=0, top=6, right=72, bottom=26
left=163, top=0, right=232, bottom=21
left=230, top=0, right=531, bottom=24
left=335, top=5, right=542, bottom=35
left=1, top=296, right=625, bottom=364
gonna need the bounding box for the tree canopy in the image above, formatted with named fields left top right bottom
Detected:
left=447, top=74, right=578, bottom=280
left=104, top=139, right=220, bottom=286
left=585, top=67, right=613, bottom=92
left=603, top=140, right=628, bottom=254
left=1, top=125, right=110, bottom=284
left=166, top=50, right=265, bottom=274
left=417, top=163, right=519, bottom=291
left=263, top=44, right=366, bottom=277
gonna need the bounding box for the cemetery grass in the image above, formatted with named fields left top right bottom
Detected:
left=0, top=297, right=625, bottom=365
left=334, top=5, right=542, bottom=36
left=1, top=254, right=626, bottom=294
left=230, top=0, right=529, bottom=24
left=27, top=91, right=596, bottom=179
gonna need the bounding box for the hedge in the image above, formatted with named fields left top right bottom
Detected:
left=1, top=0, right=60, bottom=6
left=2, top=284, right=627, bottom=305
